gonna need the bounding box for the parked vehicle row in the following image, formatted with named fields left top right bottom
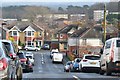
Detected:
left=0, top=40, right=23, bottom=80
left=64, top=54, right=100, bottom=72
left=64, top=38, right=120, bottom=76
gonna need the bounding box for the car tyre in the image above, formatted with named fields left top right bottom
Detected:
left=35, top=49, right=38, bottom=51
left=99, top=69, right=105, bottom=75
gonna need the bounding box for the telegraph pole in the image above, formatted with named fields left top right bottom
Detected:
left=103, top=3, right=107, bottom=44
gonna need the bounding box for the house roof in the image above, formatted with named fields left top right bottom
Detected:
left=58, top=24, right=78, bottom=34
left=81, top=26, right=103, bottom=38
left=71, top=27, right=90, bottom=37
left=70, top=25, right=104, bottom=39
left=6, top=21, right=44, bottom=32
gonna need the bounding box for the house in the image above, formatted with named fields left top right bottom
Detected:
left=67, top=26, right=103, bottom=60
left=57, top=24, right=79, bottom=52
left=5, top=21, right=44, bottom=47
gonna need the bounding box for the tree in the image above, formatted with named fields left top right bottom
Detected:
left=58, top=7, right=64, bottom=12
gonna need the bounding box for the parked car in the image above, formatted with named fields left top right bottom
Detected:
left=64, top=61, right=73, bottom=72
left=0, top=40, right=21, bottom=80
left=71, top=58, right=81, bottom=72
left=25, top=52, right=34, bottom=65
left=50, top=49, right=59, bottom=59
left=41, top=44, right=50, bottom=50
left=24, top=45, right=40, bottom=51
left=17, top=51, right=33, bottom=72
left=100, top=38, right=120, bottom=75
left=79, top=54, right=100, bottom=72
left=1, top=40, right=23, bottom=80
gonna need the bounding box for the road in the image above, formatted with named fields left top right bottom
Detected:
left=22, top=50, right=120, bottom=80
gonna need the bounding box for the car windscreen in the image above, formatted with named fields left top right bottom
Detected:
left=85, top=56, right=100, bottom=60
left=116, top=40, right=120, bottom=47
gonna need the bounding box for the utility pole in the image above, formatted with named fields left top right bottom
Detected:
left=103, top=3, right=107, bottom=44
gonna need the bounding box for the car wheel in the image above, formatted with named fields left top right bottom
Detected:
left=99, top=69, right=105, bottom=75
left=35, top=49, right=38, bottom=51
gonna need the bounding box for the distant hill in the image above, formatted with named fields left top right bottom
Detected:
left=2, top=2, right=95, bottom=8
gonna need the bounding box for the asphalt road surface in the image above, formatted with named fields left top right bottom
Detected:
left=22, top=50, right=120, bottom=80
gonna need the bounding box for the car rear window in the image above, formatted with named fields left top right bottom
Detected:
left=116, top=40, right=120, bottom=47
left=18, top=53, right=26, bottom=59
left=85, top=56, right=100, bottom=60
left=3, top=42, right=11, bottom=51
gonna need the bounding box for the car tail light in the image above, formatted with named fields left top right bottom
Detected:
left=0, top=58, right=8, bottom=70
left=9, top=53, right=16, bottom=58
left=83, top=59, right=87, bottom=62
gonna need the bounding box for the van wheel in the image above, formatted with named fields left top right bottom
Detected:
left=106, top=63, right=111, bottom=75
left=99, top=69, right=104, bottom=75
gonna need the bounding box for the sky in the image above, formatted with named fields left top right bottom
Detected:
left=2, top=0, right=111, bottom=2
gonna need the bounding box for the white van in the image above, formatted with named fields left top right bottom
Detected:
left=52, top=52, right=63, bottom=63
left=100, top=38, right=120, bottom=75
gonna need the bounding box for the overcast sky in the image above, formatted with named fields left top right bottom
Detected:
left=2, top=0, right=111, bottom=2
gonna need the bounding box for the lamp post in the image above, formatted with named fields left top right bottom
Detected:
left=1, top=22, right=6, bottom=40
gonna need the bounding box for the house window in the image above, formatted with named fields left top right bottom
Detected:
left=26, top=31, right=34, bottom=37
left=12, top=31, right=17, bottom=36
left=28, top=31, right=31, bottom=36
left=39, top=32, right=42, bottom=36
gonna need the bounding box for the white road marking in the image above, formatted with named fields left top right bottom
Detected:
left=73, top=75, right=80, bottom=80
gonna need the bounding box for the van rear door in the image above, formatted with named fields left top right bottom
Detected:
left=115, top=39, right=120, bottom=61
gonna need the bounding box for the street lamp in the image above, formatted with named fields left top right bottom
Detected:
left=1, top=22, right=6, bottom=40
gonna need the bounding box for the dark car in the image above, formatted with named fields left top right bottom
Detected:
left=1, top=40, right=23, bottom=80
left=17, top=52, right=33, bottom=72
left=41, top=44, right=50, bottom=50
left=0, top=40, right=19, bottom=80
left=64, top=61, right=73, bottom=72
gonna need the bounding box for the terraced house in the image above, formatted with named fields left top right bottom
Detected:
left=5, top=21, right=44, bottom=47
